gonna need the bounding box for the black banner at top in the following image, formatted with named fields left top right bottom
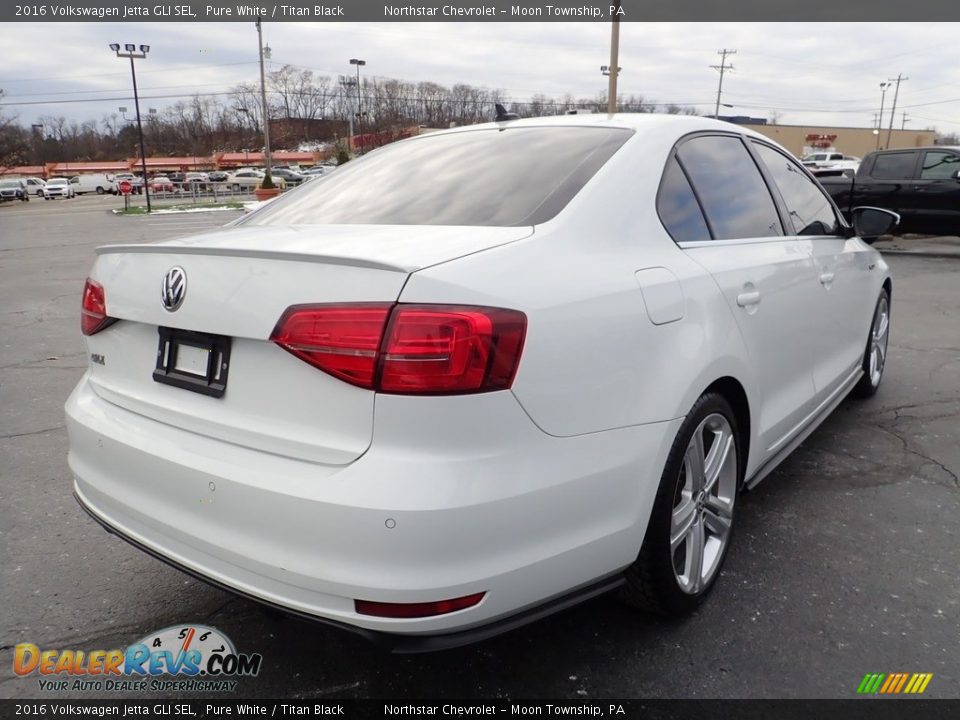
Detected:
left=5, top=0, right=960, bottom=22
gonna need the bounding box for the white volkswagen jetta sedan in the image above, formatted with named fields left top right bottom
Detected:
left=67, top=114, right=894, bottom=650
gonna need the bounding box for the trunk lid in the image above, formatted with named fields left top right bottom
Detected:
left=85, top=224, right=532, bottom=465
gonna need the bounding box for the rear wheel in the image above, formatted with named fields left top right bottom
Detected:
left=96, top=187, right=104, bottom=195
left=620, top=393, right=741, bottom=616
left=851, top=289, right=890, bottom=398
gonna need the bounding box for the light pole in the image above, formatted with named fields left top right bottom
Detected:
left=148, top=108, right=161, bottom=153
left=255, top=16, right=273, bottom=180
left=31, top=124, right=45, bottom=175
left=110, top=43, right=152, bottom=211
left=876, top=82, right=889, bottom=150
left=350, top=58, right=366, bottom=151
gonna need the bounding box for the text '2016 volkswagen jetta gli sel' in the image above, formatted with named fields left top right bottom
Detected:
left=67, top=114, right=895, bottom=651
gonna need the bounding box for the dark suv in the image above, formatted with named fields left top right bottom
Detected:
left=0, top=179, right=29, bottom=202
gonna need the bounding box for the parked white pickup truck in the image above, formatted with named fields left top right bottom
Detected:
left=801, top=151, right=861, bottom=176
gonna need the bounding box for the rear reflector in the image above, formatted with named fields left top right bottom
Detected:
left=271, top=304, right=526, bottom=395
left=81, top=278, right=115, bottom=336
left=354, top=592, right=485, bottom=618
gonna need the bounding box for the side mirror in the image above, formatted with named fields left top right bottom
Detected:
left=851, top=206, right=899, bottom=244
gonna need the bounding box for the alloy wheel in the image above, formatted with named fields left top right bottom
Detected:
left=671, top=413, right=738, bottom=595
left=869, top=295, right=890, bottom=387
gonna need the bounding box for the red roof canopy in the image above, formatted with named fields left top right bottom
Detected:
left=0, top=165, right=46, bottom=177
left=51, top=161, right=129, bottom=173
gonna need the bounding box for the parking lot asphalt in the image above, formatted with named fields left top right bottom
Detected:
left=1, top=197, right=958, bottom=700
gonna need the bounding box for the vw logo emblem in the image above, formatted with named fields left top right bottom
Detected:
left=161, top=267, right=187, bottom=312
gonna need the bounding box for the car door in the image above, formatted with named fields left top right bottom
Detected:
left=859, top=150, right=920, bottom=222
left=906, top=149, right=960, bottom=233
left=670, top=133, right=819, bottom=453
left=750, top=141, right=870, bottom=401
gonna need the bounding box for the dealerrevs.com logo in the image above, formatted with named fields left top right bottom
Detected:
left=13, top=625, right=262, bottom=693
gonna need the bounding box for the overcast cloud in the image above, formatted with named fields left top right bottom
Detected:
left=1, top=22, right=957, bottom=133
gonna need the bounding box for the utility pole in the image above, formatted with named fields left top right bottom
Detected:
left=255, top=15, right=272, bottom=179
left=338, top=75, right=356, bottom=140
left=349, top=59, right=366, bottom=151
left=606, top=1, right=622, bottom=114
left=901, top=113, right=910, bottom=130
left=711, top=49, right=736, bottom=119
left=885, top=74, right=908, bottom=150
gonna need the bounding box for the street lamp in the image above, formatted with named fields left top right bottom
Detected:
left=350, top=58, right=366, bottom=151
left=31, top=124, right=46, bottom=176
left=876, top=82, right=889, bottom=150
left=110, top=42, right=152, bottom=211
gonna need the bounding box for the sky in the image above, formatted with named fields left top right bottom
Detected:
left=2, top=21, right=958, bottom=134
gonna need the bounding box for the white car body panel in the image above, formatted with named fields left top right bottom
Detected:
left=66, top=113, right=891, bottom=641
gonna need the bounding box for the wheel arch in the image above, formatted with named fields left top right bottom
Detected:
left=701, top=375, right=751, bottom=486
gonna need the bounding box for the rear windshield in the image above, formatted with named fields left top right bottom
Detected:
left=241, top=126, right=632, bottom=227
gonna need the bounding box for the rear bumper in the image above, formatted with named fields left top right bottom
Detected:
left=66, top=373, right=679, bottom=641
left=74, top=489, right=623, bottom=653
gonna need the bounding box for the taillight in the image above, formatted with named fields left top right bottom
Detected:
left=380, top=306, right=526, bottom=394
left=81, top=278, right=115, bottom=336
left=270, top=304, right=392, bottom=387
left=270, top=304, right=526, bottom=394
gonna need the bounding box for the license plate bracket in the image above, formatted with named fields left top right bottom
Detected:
left=153, top=327, right=232, bottom=398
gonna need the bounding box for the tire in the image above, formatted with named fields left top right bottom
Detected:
left=851, top=289, right=890, bottom=399
left=620, top=392, right=742, bottom=616
left=96, top=187, right=104, bottom=195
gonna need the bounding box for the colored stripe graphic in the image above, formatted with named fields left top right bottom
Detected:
left=857, top=673, right=932, bottom=694
left=857, top=673, right=885, bottom=694
left=893, top=673, right=909, bottom=693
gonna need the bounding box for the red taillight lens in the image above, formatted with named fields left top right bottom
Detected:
left=270, top=304, right=392, bottom=388
left=354, top=592, right=485, bottom=618
left=271, top=304, right=526, bottom=394
left=81, top=278, right=114, bottom=336
left=379, top=306, right=526, bottom=394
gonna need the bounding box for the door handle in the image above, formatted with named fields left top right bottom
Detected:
left=736, top=290, right=761, bottom=307
left=819, top=271, right=835, bottom=285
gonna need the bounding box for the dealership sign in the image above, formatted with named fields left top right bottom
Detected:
left=806, top=133, right=839, bottom=148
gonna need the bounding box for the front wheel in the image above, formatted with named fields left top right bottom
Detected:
left=851, top=289, right=890, bottom=398
left=620, top=393, right=742, bottom=616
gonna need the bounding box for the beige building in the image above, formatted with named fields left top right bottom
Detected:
left=741, top=123, right=936, bottom=159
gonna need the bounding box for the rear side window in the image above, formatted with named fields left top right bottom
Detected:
left=919, top=151, right=960, bottom=180
left=677, top=135, right=783, bottom=240
left=243, top=127, right=632, bottom=227
left=752, top=142, right=840, bottom=236
left=657, top=156, right=711, bottom=243
left=871, top=152, right=916, bottom=180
